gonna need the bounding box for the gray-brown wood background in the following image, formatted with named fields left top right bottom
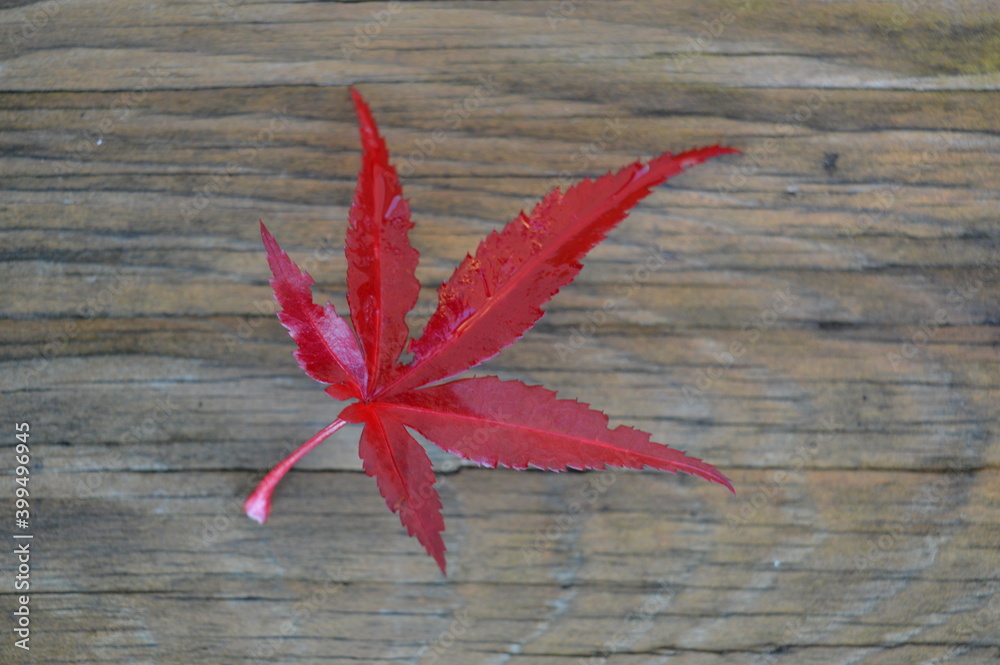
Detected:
left=1, top=1, right=998, bottom=663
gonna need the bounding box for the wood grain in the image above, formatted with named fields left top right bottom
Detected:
left=1, top=1, right=998, bottom=663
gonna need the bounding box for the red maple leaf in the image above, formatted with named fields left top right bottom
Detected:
left=246, top=89, right=737, bottom=574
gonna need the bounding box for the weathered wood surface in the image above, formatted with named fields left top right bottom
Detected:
left=1, top=1, right=998, bottom=663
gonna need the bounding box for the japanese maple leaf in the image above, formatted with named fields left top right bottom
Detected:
left=245, top=88, right=737, bottom=574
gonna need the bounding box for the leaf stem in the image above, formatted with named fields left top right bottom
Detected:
left=244, top=418, right=348, bottom=524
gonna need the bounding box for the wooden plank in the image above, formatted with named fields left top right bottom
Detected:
left=1, top=0, right=997, bottom=663
left=17, top=468, right=1000, bottom=663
